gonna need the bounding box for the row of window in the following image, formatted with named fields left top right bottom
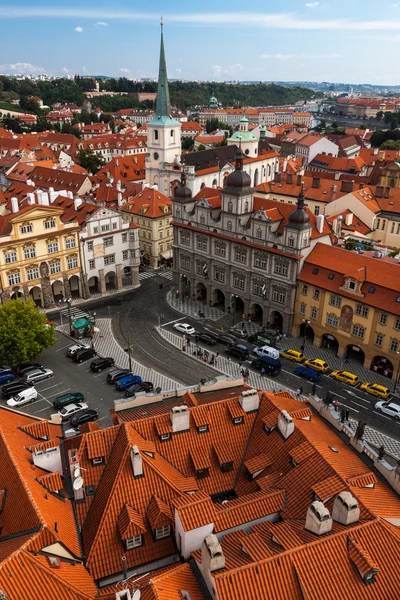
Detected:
left=88, top=250, right=137, bottom=270
left=7, top=257, right=79, bottom=286
left=125, top=524, right=171, bottom=551
left=90, top=222, right=119, bottom=235
left=4, top=238, right=76, bottom=264
left=87, top=232, right=136, bottom=252
left=181, top=230, right=301, bottom=252
left=376, top=218, right=400, bottom=235
left=20, top=219, right=57, bottom=235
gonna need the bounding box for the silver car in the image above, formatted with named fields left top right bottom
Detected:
left=23, top=368, right=53, bottom=383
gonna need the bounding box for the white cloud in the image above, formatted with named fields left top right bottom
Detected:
left=119, top=68, right=130, bottom=73
left=261, top=53, right=341, bottom=59
left=75, top=26, right=83, bottom=32
left=212, top=63, right=244, bottom=78
left=305, top=2, right=319, bottom=7
left=61, top=67, right=69, bottom=73
left=95, top=21, right=108, bottom=26
left=0, top=62, right=44, bottom=74
left=176, top=68, right=182, bottom=73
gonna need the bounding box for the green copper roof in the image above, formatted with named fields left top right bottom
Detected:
left=229, top=130, right=258, bottom=142
left=155, top=25, right=171, bottom=118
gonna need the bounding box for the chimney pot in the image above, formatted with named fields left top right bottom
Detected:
left=170, top=405, right=189, bottom=433
left=11, top=197, right=19, bottom=213
left=312, top=176, right=321, bottom=189
left=297, top=174, right=302, bottom=186
left=274, top=172, right=282, bottom=183
left=332, top=492, right=360, bottom=525
left=130, top=445, right=143, bottom=478
left=305, top=501, right=333, bottom=536
left=278, top=410, right=294, bottom=439
left=286, top=173, right=293, bottom=184
left=239, top=389, right=260, bottom=413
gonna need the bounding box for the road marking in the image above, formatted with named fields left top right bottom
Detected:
left=337, top=402, right=359, bottom=413
left=94, top=372, right=108, bottom=378
left=346, top=389, right=371, bottom=403
left=373, top=410, right=391, bottom=420
left=162, top=317, right=186, bottom=327
left=332, top=393, right=346, bottom=400
left=36, top=383, right=60, bottom=392
left=350, top=401, right=369, bottom=409
left=45, top=388, right=71, bottom=399
left=56, top=344, right=73, bottom=352
left=34, top=406, right=53, bottom=414
left=97, top=416, right=109, bottom=422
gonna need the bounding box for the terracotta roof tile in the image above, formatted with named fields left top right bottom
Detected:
left=289, top=441, right=316, bottom=465
left=214, top=490, right=285, bottom=532
left=312, top=475, right=344, bottom=502
left=346, top=472, right=377, bottom=488
left=347, top=535, right=379, bottom=577
left=173, top=491, right=215, bottom=531
left=146, top=495, right=173, bottom=530
left=36, top=471, right=63, bottom=494
left=244, top=453, right=272, bottom=475
left=143, top=563, right=204, bottom=600
left=118, top=503, right=147, bottom=538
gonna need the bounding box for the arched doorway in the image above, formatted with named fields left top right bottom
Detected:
left=88, top=276, right=99, bottom=294
left=105, top=272, right=117, bottom=290
left=11, top=290, right=23, bottom=300
left=212, top=178, right=218, bottom=187
left=251, top=303, right=263, bottom=324
left=299, top=321, right=315, bottom=343
left=212, top=288, right=225, bottom=308
left=69, top=275, right=81, bottom=298
left=345, top=344, right=365, bottom=366
left=270, top=310, right=284, bottom=332
left=370, top=356, right=394, bottom=378
left=254, top=169, right=259, bottom=187
left=52, top=280, right=64, bottom=303
left=196, top=282, right=207, bottom=301
left=231, top=295, right=244, bottom=314
left=321, top=333, right=339, bottom=355
left=30, top=286, right=42, bottom=306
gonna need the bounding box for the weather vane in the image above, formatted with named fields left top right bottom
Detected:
left=160, top=16, right=163, bottom=27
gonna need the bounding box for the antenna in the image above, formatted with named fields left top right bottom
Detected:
left=73, top=476, right=83, bottom=491
left=73, top=467, right=81, bottom=478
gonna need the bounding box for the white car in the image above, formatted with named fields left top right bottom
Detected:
left=173, top=323, right=195, bottom=335
left=375, top=401, right=400, bottom=420
left=229, top=328, right=247, bottom=339
left=7, top=387, right=38, bottom=407
left=58, top=402, right=88, bottom=421
left=253, top=345, right=280, bottom=360
left=66, top=343, right=91, bottom=357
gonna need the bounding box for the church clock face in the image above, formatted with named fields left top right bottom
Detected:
left=154, top=152, right=159, bottom=160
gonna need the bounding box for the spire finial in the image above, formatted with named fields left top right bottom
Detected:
left=160, top=15, right=163, bottom=27
left=155, top=19, right=171, bottom=118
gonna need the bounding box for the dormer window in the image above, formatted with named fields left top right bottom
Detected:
left=233, top=416, right=243, bottom=426
left=160, top=433, right=170, bottom=442
left=347, top=279, right=356, bottom=291
left=198, top=425, right=208, bottom=434
left=196, top=467, right=209, bottom=479
left=126, top=535, right=142, bottom=550
left=155, top=525, right=170, bottom=540
left=92, top=457, right=104, bottom=466
left=221, top=461, right=233, bottom=473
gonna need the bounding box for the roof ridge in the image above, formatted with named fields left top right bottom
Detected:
left=220, top=489, right=284, bottom=514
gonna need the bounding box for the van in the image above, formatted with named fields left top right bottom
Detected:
left=225, top=344, right=249, bottom=361
left=0, top=370, right=15, bottom=385
left=53, top=392, right=85, bottom=409
left=252, top=356, right=281, bottom=376
left=7, top=387, right=38, bottom=407
left=254, top=345, right=280, bottom=360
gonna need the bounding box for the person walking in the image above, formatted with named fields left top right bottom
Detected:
left=311, top=383, right=317, bottom=396
left=260, top=367, right=265, bottom=377
left=295, top=387, right=301, bottom=398
left=299, top=386, right=303, bottom=396
left=215, top=354, right=220, bottom=365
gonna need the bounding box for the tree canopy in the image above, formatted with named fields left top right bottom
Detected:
left=0, top=299, right=56, bottom=367
left=370, top=128, right=400, bottom=147
left=77, top=148, right=106, bottom=174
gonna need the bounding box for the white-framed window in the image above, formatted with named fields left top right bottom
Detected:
left=326, top=314, right=339, bottom=328
left=394, top=318, right=400, bottom=331
left=130, top=250, right=136, bottom=258
left=65, top=238, right=76, bottom=249
left=355, top=304, right=369, bottom=318
left=130, top=232, right=136, bottom=241
left=7, top=271, right=21, bottom=286
left=67, top=256, right=78, bottom=270
left=215, top=242, right=226, bottom=257
left=288, top=236, right=295, bottom=248
left=87, top=241, right=93, bottom=251
left=329, top=295, right=342, bottom=308
left=122, top=232, right=128, bottom=243
left=101, top=224, right=110, bottom=232
left=375, top=333, right=383, bottom=346
left=26, top=267, right=39, bottom=281
left=47, top=241, right=59, bottom=254
left=214, top=268, right=225, bottom=283
left=155, top=525, right=170, bottom=540
left=379, top=313, right=388, bottom=326
left=274, top=261, right=288, bottom=276
left=20, top=224, right=33, bottom=234
left=103, top=236, right=113, bottom=247
left=88, top=259, right=95, bottom=269
left=311, top=307, right=317, bottom=319
left=253, top=281, right=264, bottom=297
left=93, top=227, right=98, bottom=234
left=125, top=535, right=142, bottom=550
left=113, top=222, right=118, bottom=230
left=347, top=279, right=356, bottom=291
left=352, top=325, right=365, bottom=339
left=4, top=250, right=17, bottom=264
left=235, top=248, right=247, bottom=264
left=197, top=236, right=207, bottom=251
left=180, top=255, right=190, bottom=270
left=302, top=284, right=308, bottom=295
left=227, top=200, right=233, bottom=213
left=104, top=254, right=115, bottom=266
left=254, top=254, right=267, bottom=270
left=390, top=339, right=399, bottom=352
left=313, top=289, right=320, bottom=300
left=299, top=303, right=306, bottom=315
left=122, top=250, right=128, bottom=260
left=24, top=246, right=36, bottom=259
left=50, top=261, right=61, bottom=275
left=44, top=219, right=56, bottom=230
left=272, top=288, right=286, bottom=304
left=180, top=231, right=190, bottom=246
left=256, top=228, right=262, bottom=239
left=233, top=273, right=245, bottom=290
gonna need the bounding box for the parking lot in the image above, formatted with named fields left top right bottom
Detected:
left=2, top=332, right=129, bottom=427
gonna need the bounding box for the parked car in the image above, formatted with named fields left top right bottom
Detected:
left=254, top=345, right=280, bottom=360
left=124, top=382, right=154, bottom=398
left=360, top=382, right=390, bottom=400
left=2, top=381, right=33, bottom=400
left=58, top=402, right=89, bottom=421
left=0, top=370, right=16, bottom=385
left=294, top=365, right=321, bottom=382
left=303, top=358, right=330, bottom=374
left=116, top=374, right=142, bottom=391
left=90, top=357, right=115, bottom=372
left=248, top=331, right=279, bottom=347
left=173, top=323, right=196, bottom=335
left=70, top=409, right=99, bottom=428
left=0, top=364, right=11, bottom=372
left=72, top=347, right=96, bottom=363
left=225, top=344, right=249, bottom=361
left=107, top=368, right=130, bottom=384
left=251, top=356, right=281, bottom=376
left=280, top=349, right=304, bottom=363
left=229, top=327, right=247, bottom=339
left=66, top=343, right=91, bottom=358
left=197, top=333, right=217, bottom=346
left=330, top=370, right=359, bottom=386
left=374, top=401, right=400, bottom=419
left=217, top=333, right=237, bottom=345
left=23, top=368, right=53, bottom=383
left=15, top=363, right=44, bottom=377
left=7, top=387, right=38, bottom=407
left=53, top=392, right=85, bottom=409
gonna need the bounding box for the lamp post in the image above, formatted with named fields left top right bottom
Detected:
left=394, top=351, right=400, bottom=395
left=302, top=318, right=310, bottom=347
left=66, top=297, right=73, bottom=333
left=231, top=294, right=238, bottom=326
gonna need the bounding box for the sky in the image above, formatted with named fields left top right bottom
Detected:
left=1, top=1, right=400, bottom=84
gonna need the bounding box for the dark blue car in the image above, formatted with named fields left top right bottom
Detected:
left=115, top=374, right=142, bottom=391
left=294, top=365, right=321, bottom=382
left=0, top=370, right=15, bottom=385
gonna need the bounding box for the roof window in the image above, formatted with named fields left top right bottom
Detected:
left=368, top=286, right=375, bottom=294
left=312, top=267, right=319, bottom=274
left=397, top=296, right=400, bottom=303
left=329, top=446, right=339, bottom=453
left=328, top=273, right=334, bottom=280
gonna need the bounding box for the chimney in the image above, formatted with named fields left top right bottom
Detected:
left=117, top=192, right=123, bottom=207
left=201, top=534, right=225, bottom=573
left=305, top=501, right=333, bottom=536
left=296, top=174, right=302, bottom=186
left=26, top=179, right=35, bottom=186
left=316, top=214, right=325, bottom=234
left=375, top=185, right=384, bottom=198
left=373, top=147, right=379, bottom=155
left=384, top=186, right=390, bottom=198
left=27, top=192, right=35, bottom=205
left=239, top=389, right=259, bottom=413
left=282, top=159, right=288, bottom=172
left=49, top=190, right=59, bottom=204
left=274, top=172, right=282, bottom=183
left=116, top=179, right=122, bottom=191
left=332, top=492, right=360, bottom=525
left=329, top=184, right=337, bottom=202
left=130, top=445, right=143, bottom=478
left=40, top=192, right=49, bottom=206
left=277, top=410, right=294, bottom=439
left=170, top=405, right=190, bottom=433
left=59, top=189, right=67, bottom=197
left=286, top=173, right=293, bottom=184
left=35, top=190, right=42, bottom=204
left=345, top=212, right=353, bottom=226
left=67, top=191, right=74, bottom=199
left=74, top=198, right=83, bottom=211
left=340, top=180, right=354, bottom=193
left=312, top=176, right=321, bottom=189
left=11, top=197, right=19, bottom=213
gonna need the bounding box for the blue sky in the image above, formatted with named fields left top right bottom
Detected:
left=1, top=1, right=400, bottom=84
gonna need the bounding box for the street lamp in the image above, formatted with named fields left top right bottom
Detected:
left=231, top=294, right=238, bottom=326
left=66, top=297, right=73, bottom=333
left=302, top=318, right=310, bottom=347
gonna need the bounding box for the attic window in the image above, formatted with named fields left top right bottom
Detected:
left=396, top=296, right=400, bottom=303
left=126, top=535, right=142, bottom=550
left=312, top=268, right=319, bottom=275
left=196, top=467, right=209, bottom=479
left=86, top=485, right=95, bottom=496
left=198, top=425, right=208, bottom=434
left=233, top=416, right=243, bottom=426
left=92, top=457, right=104, bottom=466
left=46, top=556, right=61, bottom=569
left=329, top=446, right=339, bottom=453
left=160, top=433, right=170, bottom=442
left=369, top=286, right=375, bottom=294
left=328, top=273, right=334, bottom=280
left=221, top=461, right=233, bottom=473
left=347, top=280, right=356, bottom=291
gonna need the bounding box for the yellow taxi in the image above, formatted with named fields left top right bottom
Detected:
left=360, top=382, right=391, bottom=400
left=303, top=358, right=330, bottom=374
left=330, top=370, right=359, bottom=386
left=280, top=349, right=304, bottom=363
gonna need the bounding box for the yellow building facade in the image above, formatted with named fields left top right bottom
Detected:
left=0, top=204, right=88, bottom=309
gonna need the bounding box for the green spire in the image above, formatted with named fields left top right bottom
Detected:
left=155, top=21, right=171, bottom=118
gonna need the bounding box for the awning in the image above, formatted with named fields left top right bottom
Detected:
left=161, top=250, right=173, bottom=260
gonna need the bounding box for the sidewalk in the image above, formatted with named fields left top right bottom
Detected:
left=167, top=291, right=226, bottom=321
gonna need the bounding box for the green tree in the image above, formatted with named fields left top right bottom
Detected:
left=331, top=121, right=338, bottom=129
left=391, top=117, right=398, bottom=130
left=0, top=299, right=55, bottom=367
left=77, top=148, right=106, bottom=174
left=197, top=144, right=206, bottom=151
left=19, top=96, right=41, bottom=114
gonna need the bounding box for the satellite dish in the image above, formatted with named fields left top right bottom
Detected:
left=74, top=467, right=81, bottom=478
left=133, top=591, right=141, bottom=600
left=73, top=476, right=83, bottom=491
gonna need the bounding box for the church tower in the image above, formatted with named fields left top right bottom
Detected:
left=146, top=22, right=182, bottom=194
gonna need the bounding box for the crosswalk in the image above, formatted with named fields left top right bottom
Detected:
left=59, top=306, right=90, bottom=322
left=139, top=269, right=173, bottom=282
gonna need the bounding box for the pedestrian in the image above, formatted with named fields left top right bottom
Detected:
left=210, top=355, right=215, bottom=365
left=239, top=360, right=243, bottom=370
left=203, top=354, right=208, bottom=363
left=299, top=386, right=303, bottom=396
left=216, top=351, right=219, bottom=358
left=300, top=344, right=305, bottom=352
left=241, top=321, right=245, bottom=329
left=345, top=409, right=350, bottom=421
left=295, top=387, right=301, bottom=398
left=260, top=367, right=265, bottom=377
left=215, top=354, right=219, bottom=365
left=311, top=383, right=317, bottom=396
left=195, top=335, right=199, bottom=344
